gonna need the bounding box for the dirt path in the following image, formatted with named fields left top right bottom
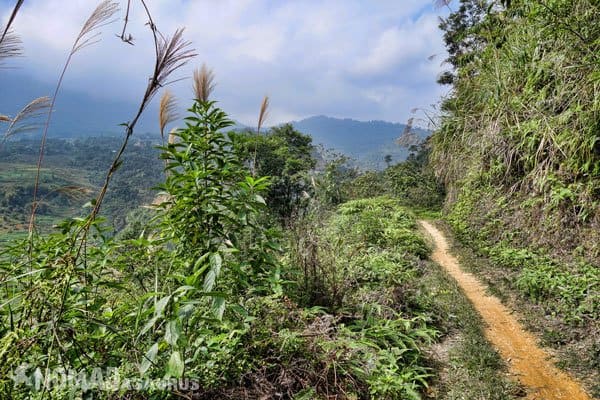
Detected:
left=419, top=221, right=592, bottom=400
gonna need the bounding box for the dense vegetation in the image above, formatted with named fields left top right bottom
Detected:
left=0, top=95, right=504, bottom=399
left=350, top=144, right=444, bottom=212
left=3, top=0, right=599, bottom=397
left=433, top=0, right=599, bottom=394
left=231, top=124, right=316, bottom=221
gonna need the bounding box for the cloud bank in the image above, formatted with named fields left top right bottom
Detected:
left=0, top=0, right=449, bottom=127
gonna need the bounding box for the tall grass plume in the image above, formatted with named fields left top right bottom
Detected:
left=30, top=0, right=120, bottom=232
left=193, top=64, right=215, bottom=102
left=159, top=90, right=178, bottom=141
left=251, top=95, right=270, bottom=176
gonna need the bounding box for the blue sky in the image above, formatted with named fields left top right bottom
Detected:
left=1, top=0, right=449, bottom=127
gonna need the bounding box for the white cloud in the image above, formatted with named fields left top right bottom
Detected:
left=1, top=0, right=449, bottom=126
left=351, top=13, right=444, bottom=78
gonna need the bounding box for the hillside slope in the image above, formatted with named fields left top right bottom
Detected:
left=431, top=1, right=599, bottom=396
left=293, top=115, right=430, bottom=169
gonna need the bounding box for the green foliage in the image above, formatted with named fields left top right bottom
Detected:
left=447, top=184, right=599, bottom=323
left=349, top=145, right=444, bottom=211
left=0, top=217, right=128, bottom=398
left=434, top=0, right=600, bottom=329
left=0, top=99, right=488, bottom=398
left=0, top=100, right=282, bottom=399
left=282, top=196, right=438, bottom=398
left=137, top=100, right=282, bottom=384
left=334, top=197, right=427, bottom=256
left=312, top=151, right=357, bottom=207
left=438, top=0, right=491, bottom=84
left=231, top=123, right=316, bottom=220
left=433, top=0, right=600, bottom=217
left=158, top=100, right=276, bottom=282
left=0, top=137, right=165, bottom=233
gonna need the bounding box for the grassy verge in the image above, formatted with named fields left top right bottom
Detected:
left=437, top=220, right=600, bottom=398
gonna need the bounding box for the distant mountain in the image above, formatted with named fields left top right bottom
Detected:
left=1, top=74, right=430, bottom=169
left=291, top=116, right=430, bottom=170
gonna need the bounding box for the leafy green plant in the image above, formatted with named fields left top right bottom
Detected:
left=349, top=146, right=445, bottom=212
left=231, top=123, right=316, bottom=220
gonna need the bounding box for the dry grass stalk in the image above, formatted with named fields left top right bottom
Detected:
left=3, top=97, right=51, bottom=141
left=142, top=28, right=194, bottom=106
left=251, top=95, right=270, bottom=176
left=159, top=90, right=178, bottom=140
left=193, top=64, right=215, bottom=102
left=0, top=0, right=24, bottom=44
left=85, top=27, right=195, bottom=234
left=73, top=1, right=120, bottom=53
left=118, top=0, right=134, bottom=44
left=396, top=117, right=422, bottom=147
left=250, top=95, right=270, bottom=176
left=0, top=31, right=22, bottom=64
left=257, top=95, right=270, bottom=134
left=30, top=1, right=120, bottom=233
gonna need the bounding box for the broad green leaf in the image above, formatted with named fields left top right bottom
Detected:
left=210, top=252, right=222, bottom=270
left=203, top=269, right=216, bottom=292
left=154, top=295, right=171, bottom=317
left=139, top=343, right=158, bottom=375
left=203, top=253, right=222, bottom=292
left=139, top=316, right=158, bottom=337
left=165, top=351, right=184, bottom=378
left=212, top=297, right=226, bottom=320
left=165, top=320, right=181, bottom=346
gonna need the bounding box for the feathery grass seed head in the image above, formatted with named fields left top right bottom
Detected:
left=159, top=90, right=178, bottom=139
left=193, top=64, right=216, bottom=102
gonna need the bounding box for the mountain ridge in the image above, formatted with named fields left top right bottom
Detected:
left=290, top=115, right=429, bottom=169
left=1, top=75, right=429, bottom=168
